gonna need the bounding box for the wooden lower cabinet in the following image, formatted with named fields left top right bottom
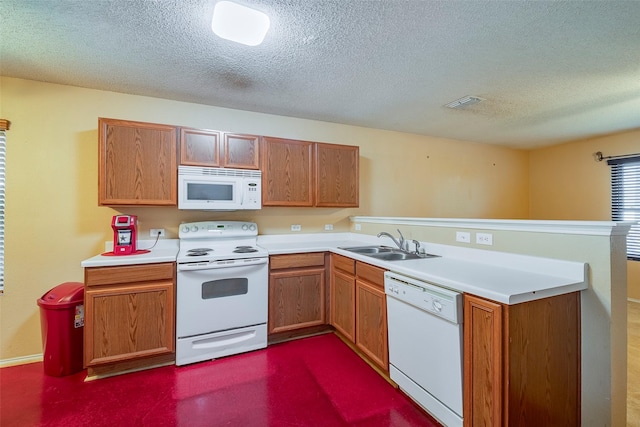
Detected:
left=84, top=262, right=176, bottom=377
left=268, top=253, right=327, bottom=336
left=355, top=279, right=388, bottom=369
left=463, top=292, right=581, bottom=426
left=330, top=254, right=388, bottom=371
left=331, top=269, right=356, bottom=342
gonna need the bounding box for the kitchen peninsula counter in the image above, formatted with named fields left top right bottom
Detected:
left=257, top=233, right=587, bottom=305
left=79, top=233, right=586, bottom=304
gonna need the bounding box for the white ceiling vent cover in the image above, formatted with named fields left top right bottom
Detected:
left=445, top=96, right=485, bottom=109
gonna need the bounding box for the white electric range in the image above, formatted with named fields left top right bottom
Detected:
left=175, top=221, right=269, bottom=366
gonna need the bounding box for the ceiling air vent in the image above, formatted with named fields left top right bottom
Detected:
left=444, top=95, right=485, bottom=109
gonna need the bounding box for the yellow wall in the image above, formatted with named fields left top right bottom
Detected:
left=0, top=77, right=529, bottom=361
left=529, top=131, right=640, bottom=299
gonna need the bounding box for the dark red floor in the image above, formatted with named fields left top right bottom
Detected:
left=1, top=333, right=440, bottom=426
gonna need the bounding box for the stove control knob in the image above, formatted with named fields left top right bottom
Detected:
left=249, top=224, right=256, bottom=231
left=242, top=224, right=248, bottom=230
left=191, top=225, right=199, bottom=232
left=181, top=226, right=190, bottom=233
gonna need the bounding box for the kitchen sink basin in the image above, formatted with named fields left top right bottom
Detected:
left=339, top=245, right=438, bottom=261
left=368, top=251, right=423, bottom=261
left=339, top=245, right=395, bottom=254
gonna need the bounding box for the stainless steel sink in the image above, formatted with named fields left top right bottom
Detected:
left=368, top=251, right=423, bottom=261
left=339, top=245, right=438, bottom=261
left=339, top=245, right=395, bottom=254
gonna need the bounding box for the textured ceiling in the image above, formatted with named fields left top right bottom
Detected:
left=2, top=0, right=640, bottom=149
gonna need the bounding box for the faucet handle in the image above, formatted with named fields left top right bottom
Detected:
left=396, top=229, right=405, bottom=247
left=412, top=239, right=421, bottom=254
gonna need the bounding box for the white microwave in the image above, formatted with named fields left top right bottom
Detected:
left=178, top=166, right=262, bottom=211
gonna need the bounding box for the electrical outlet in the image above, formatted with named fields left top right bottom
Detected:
left=324, top=224, right=334, bottom=231
left=150, top=228, right=165, bottom=237
left=354, top=223, right=362, bottom=231
left=476, top=232, right=493, bottom=245
left=291, top=224, right=301, bottom=232
left=456, top=231, right=471, bottom=243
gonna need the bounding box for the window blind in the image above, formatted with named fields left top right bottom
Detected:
left=608, top=156, right=640, bottom=261
left=0, top=130, right=5, bottom=292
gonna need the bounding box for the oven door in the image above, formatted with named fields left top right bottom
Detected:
left=176, top=259, right=268, bottom=338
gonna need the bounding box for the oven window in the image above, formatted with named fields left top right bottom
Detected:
left=202, top=278, right=248, bottom=299
left=187, top=183, right=234, bottom=201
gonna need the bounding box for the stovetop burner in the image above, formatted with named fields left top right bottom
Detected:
left=186, top=248, right=213, bottom=257
left=233, top=245, right=259, bottom=253
left=187, top=248, right=213, bottom=253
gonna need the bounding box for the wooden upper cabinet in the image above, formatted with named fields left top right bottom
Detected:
left=315, top=143, right=359, bottom=207
left=223, top=133, right=260, bottom=169
left=179, top=130, right=259, bottom=169
left=99, top=118, right=177, bottom=206
left=179, top=128, right=220, bottom=167
left=261, top=137, right=314, bottom=206
left=261, top=137, right=360, bottom=207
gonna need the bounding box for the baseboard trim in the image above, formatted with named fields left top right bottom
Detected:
left=0, top=353, right=43, bottom=368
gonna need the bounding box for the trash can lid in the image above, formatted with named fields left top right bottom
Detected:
left=37, top=282, right=84, bottom=308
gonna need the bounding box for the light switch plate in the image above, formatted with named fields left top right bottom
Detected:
left=291, top=224, right=301, bottom=232
left=456, top=231, right=471, bottom=243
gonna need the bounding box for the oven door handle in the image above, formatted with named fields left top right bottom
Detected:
left=177, top=257, right=268, bottom=271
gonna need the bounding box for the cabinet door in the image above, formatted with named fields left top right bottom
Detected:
left=331, top=269, right=355, bottom=342
left=261, top=137, right=314, bottom=206
left=84, top=281, right=175, bottom=367
left=268, top=267, right=326, bottom=333
left=179, top=128, right=220, bottom=167
left=463, top=294, right=503, bottom=427
left=223, top=133, right=260, bottom=169
left=98, top=118, right=178, bottom=206
left=355, top=280, right=388, bottom=370
left=316, top=143, right=359, bottom=207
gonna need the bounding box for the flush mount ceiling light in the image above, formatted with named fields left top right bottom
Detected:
left=444, top=95, right=485, bottom=109
left=211, top=1, right=270, bottom=46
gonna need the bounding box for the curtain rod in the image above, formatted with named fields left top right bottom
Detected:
left=594, top=151, right=640, bottom=162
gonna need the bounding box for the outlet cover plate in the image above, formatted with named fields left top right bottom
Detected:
left=476, top=232, right=493, bottom=245
left=150, top=228, right=165, bottom=237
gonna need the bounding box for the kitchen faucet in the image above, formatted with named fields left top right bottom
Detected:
left=377, top=229, right=405, bottom=251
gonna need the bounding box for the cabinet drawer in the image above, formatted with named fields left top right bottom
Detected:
left=356, top=262, right=385, bottom=289
left=85, top=262, right=175, bottom=287
left=270, top=253, right=325, bottom=270
left=332, top=254, right=355, bottom=275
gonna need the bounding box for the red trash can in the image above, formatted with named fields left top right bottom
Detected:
left=37, top=282, right=85, bottom=376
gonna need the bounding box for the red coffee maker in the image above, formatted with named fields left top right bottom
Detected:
left=111, top=215, right=138, bottom=255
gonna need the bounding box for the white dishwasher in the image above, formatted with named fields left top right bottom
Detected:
left=385, top=271, right=463, bottom=427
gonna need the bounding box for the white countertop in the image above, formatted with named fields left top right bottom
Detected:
left=80, top=233, right=587, bottom=304
left=80, top=239, right=179, bottom=268
left=257, top=233, right=588, bottom=305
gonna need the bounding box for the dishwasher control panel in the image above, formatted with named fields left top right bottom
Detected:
left=384, top=272, right=462, bottom=324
